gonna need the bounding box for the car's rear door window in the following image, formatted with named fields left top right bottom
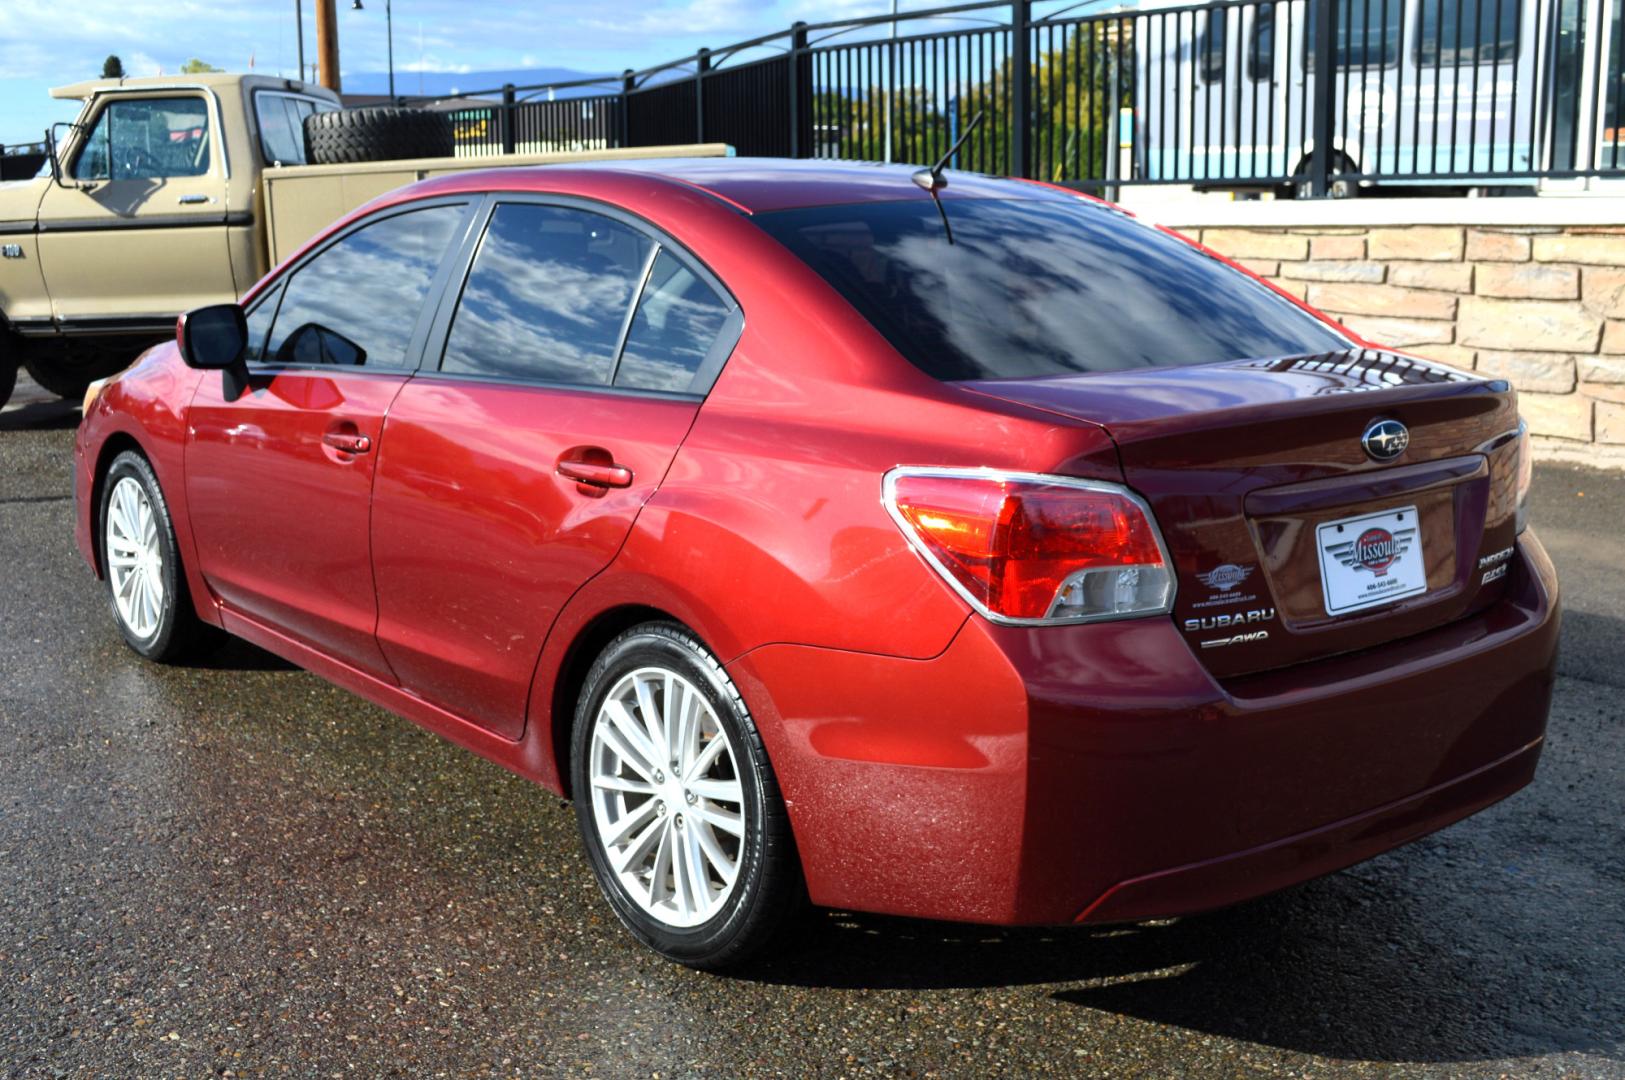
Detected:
left=440, top=203, right=653, bottom=386
left=260, top=204, right=464, bottom=368
left=614, top=250, right=734, bottom=393
left=755, top=197, right=1347, bottom=381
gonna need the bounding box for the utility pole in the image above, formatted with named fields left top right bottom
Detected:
left=294, top=0, right=305, bottom=84
left=315, top=0, right=342, bottom=93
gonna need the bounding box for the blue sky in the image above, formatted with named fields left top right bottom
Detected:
left=0, top=0, right=915, bottom=145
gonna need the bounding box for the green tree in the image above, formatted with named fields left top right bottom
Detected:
left=101, top=55, right=124, bottom=79
left=180, top=58, right=222, bottom=74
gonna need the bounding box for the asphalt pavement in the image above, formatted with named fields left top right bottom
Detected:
left=1, top=372, right=1621, bottom=1079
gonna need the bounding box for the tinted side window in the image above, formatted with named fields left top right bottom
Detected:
left=441, top=203, right=653, bottom=385
left=615, top=251, right=733, bottom=393
left=74, top=97, right=212, bottom=181
left=262, top=205, right=463, bottom=369
left=1305, top=0, right=1403, bottom=70
left=243, top=281, right=285, bottom=364
left=1249, top=3, right=1276, bottom=80
left=1417, top=2, right=1519, bottom=65
left=1200, top=9, right=1227, bottom=82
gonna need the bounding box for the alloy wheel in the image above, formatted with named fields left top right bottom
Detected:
left=587, top=666, right=746, bottom=928
left=105, top=475, right=164, bottom=641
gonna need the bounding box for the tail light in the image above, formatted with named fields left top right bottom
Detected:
left=883, top=468, right=1175, bottom=625
left=1514, top=418, right=1533, bottom=534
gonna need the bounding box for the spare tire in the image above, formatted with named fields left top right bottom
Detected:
left=304, top=107, right=455, bottom=165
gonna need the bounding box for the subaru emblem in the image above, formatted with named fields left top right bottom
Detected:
left=1362, top=419, right=1409, bottom=461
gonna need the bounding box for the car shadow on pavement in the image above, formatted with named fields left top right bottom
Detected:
left=186, top=635, right=298, bottom=672
left=749, top=872, right=1622, bottom=1064
left=0, top=399, right=80, bottom=432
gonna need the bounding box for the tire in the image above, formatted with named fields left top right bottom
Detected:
left=0, top=346, right=15, bottom=411
left=99, top=450, right=222, bottom=662
left=22, top=348, right=128, bottom=402
left=303, top=107, right=455, bottom=165
left=571, top=622, right=803, bottom=969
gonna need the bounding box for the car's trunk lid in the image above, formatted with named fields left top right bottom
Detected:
left=965, top=350, right=1523, bottom=678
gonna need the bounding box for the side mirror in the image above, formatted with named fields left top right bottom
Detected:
left=177, top=303, right=251, bottom=400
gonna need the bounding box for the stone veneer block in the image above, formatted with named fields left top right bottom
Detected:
left=1308, top=283, right=1458, bottom=319
left=1458, top=297, right=1601, bottom=352
left=1465, top=231, right=1530, bottom=262
left=1474, top=351, right=1578, bottom=393
left=1519, top=392, right=1594, bottom=441
left=1367, top=227, right=1464, bottom=261
left=1476, top=263, right=1580, bottom=300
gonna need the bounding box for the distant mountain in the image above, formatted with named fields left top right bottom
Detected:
left=341, top=67, right=611, bottom=101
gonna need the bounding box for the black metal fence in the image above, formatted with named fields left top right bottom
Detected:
left=406, top=0, right=1625, bottom=196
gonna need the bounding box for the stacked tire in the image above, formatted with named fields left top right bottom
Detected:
left=303, top=106, right=455, bottom=165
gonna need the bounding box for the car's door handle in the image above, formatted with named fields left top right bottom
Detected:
left=177, top=194, right=210, bottom=205
left=322, top=431, right=371, bottom=454
left=557, top=458, right=633, bottom=489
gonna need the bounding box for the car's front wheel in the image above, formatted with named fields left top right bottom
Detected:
left=100, top=450, right=220, bottom=662
left=570, top=622, right=802, bottom=968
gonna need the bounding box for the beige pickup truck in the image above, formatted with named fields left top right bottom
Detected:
left=0, top=72, right=726, bottom=409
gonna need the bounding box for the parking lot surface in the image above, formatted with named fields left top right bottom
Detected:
left=2, top=373, right=1621, bottom=1078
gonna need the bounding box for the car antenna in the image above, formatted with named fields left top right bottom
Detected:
left=912, top=111, right=983, bottom=245
left=912, top=110, right=984, bottom=193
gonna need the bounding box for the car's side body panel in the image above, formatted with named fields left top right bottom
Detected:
left=185, top=368, right=409, bottom=682
left=372, top=380, right=701, bottom=740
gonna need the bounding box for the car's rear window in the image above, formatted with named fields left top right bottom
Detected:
left=754, top=197, right=1347, bottom=381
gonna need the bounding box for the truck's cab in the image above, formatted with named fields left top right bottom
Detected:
left=0, top=74, right=338, bottom=400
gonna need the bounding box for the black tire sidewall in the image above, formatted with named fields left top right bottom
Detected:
left=570, top=624, right=783, bottom=967
left=99, top=451, right=185, bottom=659
left=0, top=348, right=15, bottom=410
left=303, top=107, right=454, bottom=165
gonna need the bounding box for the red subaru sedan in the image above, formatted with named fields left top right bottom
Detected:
left=74, top=159, right=1559, bottom=968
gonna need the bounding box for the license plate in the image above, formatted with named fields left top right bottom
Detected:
left=1315, top=505, right=1427, bottom=616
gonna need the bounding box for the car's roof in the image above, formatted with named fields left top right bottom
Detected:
left=400, top=156, right=1085, bottom=216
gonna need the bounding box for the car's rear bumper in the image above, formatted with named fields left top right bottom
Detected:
left=729, top=530, right=1559, bottom=926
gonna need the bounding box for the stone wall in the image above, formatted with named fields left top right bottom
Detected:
left=1146, top=202, right=1625, bottom=468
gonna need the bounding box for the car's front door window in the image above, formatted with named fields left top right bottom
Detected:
left=440, top=203, right=654, bottom=385
left=260, top=204, right=464, bottom=369
left=73, top=96, right=212, bottom=182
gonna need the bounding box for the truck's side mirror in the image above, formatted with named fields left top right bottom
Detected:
left=178, top=304, right=251, bottom=400
left=47, top=122, right=88, bottom=190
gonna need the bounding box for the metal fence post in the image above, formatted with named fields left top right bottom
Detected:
left=621, top=69, right=635, bottom=148
left=1010, top=0, right=1031, bottom=178
left=1309, top=0, right=1336, bottom=197
left=696, top=48, right=711, bottom=143
left=501, top=83, right=517, bottom=154
left=789, top=22, right=808, bottom=158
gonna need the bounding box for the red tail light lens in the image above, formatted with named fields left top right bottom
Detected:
left=884, top=468, right=1174, bottom=624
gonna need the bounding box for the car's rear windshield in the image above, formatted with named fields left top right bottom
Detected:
left=754, top=197, right=1348, bottom=381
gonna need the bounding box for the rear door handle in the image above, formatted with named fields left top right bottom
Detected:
left=177, top=194, right=210, bottom=205
left=322, top=431, right=371, bottom=454
left=557, top=459, right=632, bottom=489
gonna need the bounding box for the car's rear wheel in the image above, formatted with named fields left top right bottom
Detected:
left=100, top=450, right=220, bottom=662
left=570, top=622, right=802, bottom=968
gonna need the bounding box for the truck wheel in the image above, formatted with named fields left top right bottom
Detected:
left=304, top=107, right=455, bottom=165
left=22, top=350, right=114, bottom=402
left=0, top=349, right=16, bottom=411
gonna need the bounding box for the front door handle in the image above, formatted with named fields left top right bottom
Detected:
left=557, top=457, right=632, bottom=489
left=177, top=193, right=210, bottom=205
left=322, top=431, right=371, bottom=454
